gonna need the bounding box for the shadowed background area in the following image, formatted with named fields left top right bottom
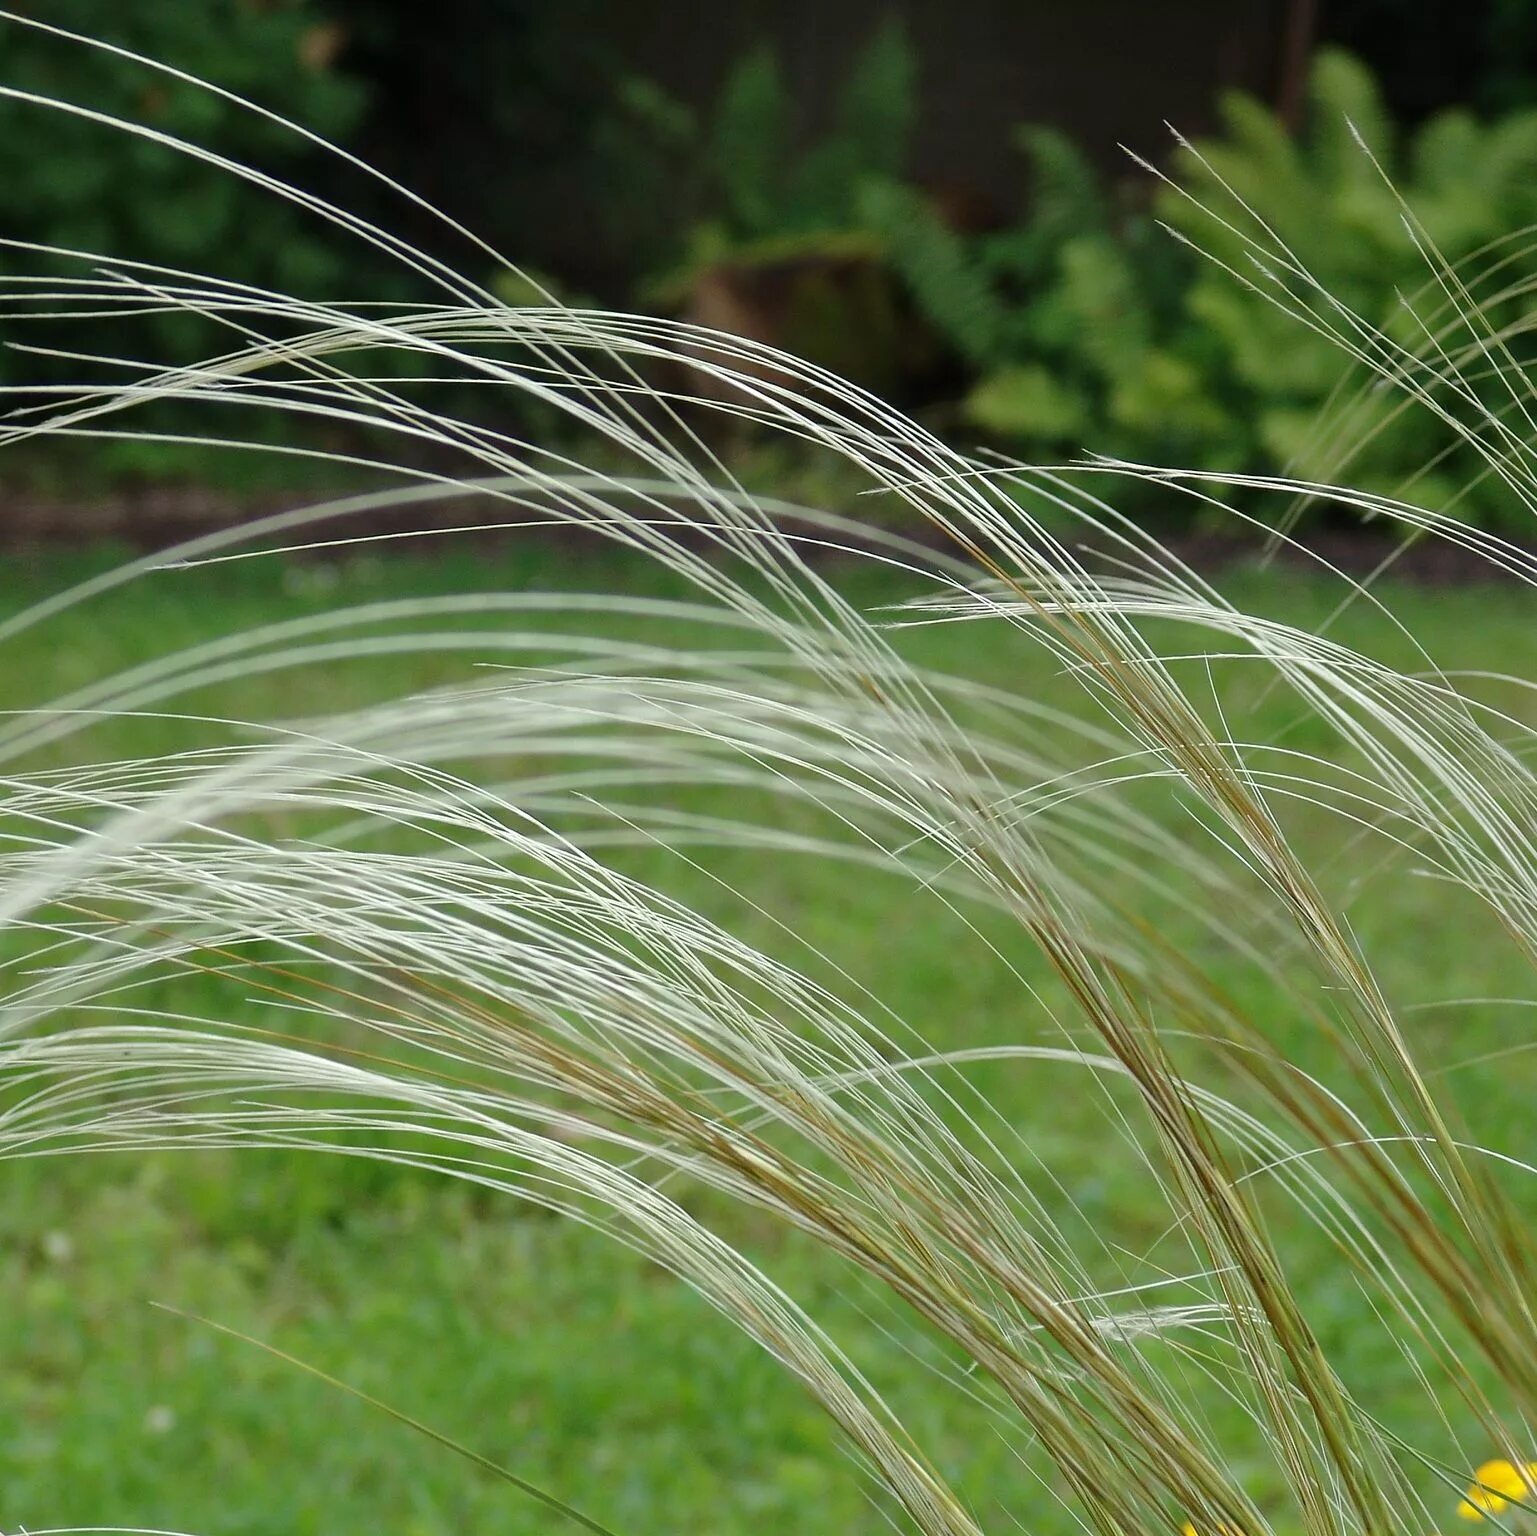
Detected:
left=3, top=0, right=1534, bottom=544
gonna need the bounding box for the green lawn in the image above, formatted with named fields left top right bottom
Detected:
left=3, top=542, right=1534, bottom=1536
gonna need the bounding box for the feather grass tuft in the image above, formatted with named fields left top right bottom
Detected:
left=2, top=17, right=1536, bottom=1536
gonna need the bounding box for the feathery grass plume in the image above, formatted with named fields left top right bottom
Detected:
left=2, top=13, right=1536, bottom=1536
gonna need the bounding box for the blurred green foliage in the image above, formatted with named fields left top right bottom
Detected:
left=608, top=24, right=1537, bottom=531
left=0, top=1, right=367, bottom=311
left=9, top=11, right=1537, bottom=534
left=875, top=47, right=1537, bottom=530
left=1162, top=48, right=1537, bottom=528
left=622, top=18, right=914, bottom=297
left=609, top=21, right=925, bottom=395
left=0, top=0, right=373, bottom=478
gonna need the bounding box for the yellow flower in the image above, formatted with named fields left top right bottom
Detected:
left=1456, top=1458, right=1537, bottom=1521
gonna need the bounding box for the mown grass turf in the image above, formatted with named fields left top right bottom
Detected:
left=3, top=541, right=1534, bottom=1536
